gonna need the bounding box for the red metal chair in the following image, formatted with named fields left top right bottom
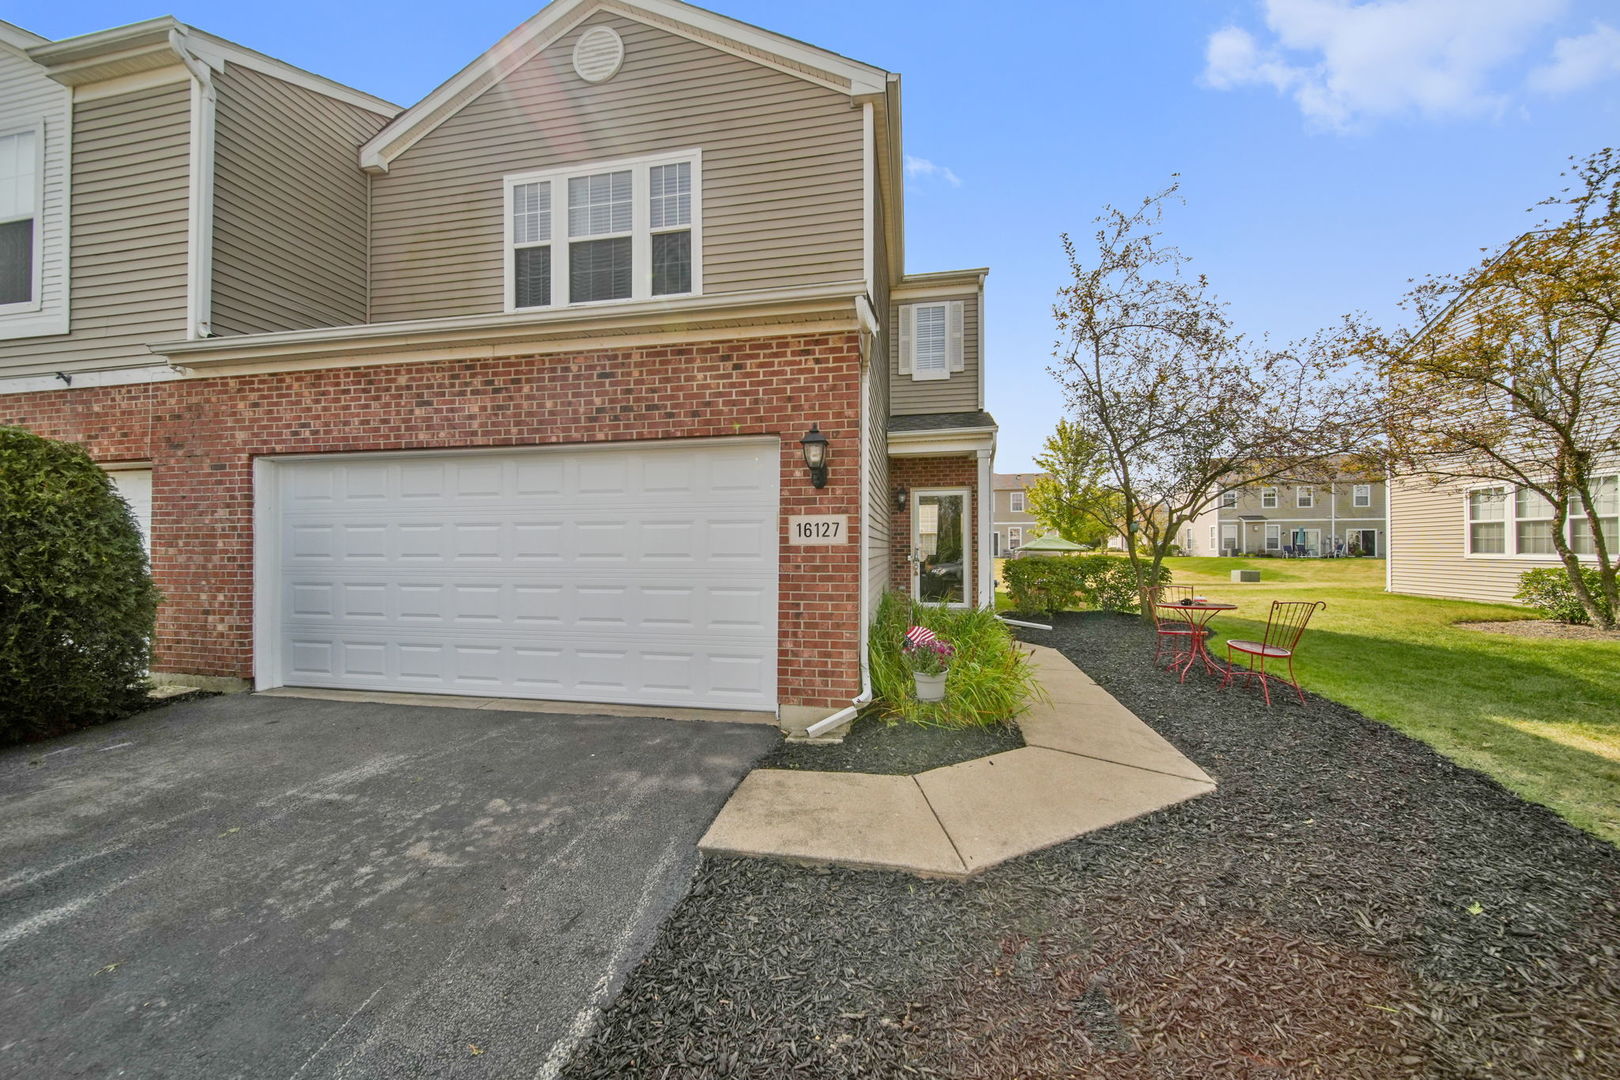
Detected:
left=1147, top=585, right=1202, bottom=669
left=1223, top=600, right=1326, bottom=705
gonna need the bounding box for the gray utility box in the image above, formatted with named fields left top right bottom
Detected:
left=1231, top=569, right=1261, bottom=583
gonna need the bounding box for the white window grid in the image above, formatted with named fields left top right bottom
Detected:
left=1463, top=477, right=1619, bottom=558
left=502, top=150, right=701, bottom=312
left=0, top=125, right=43, bottom=315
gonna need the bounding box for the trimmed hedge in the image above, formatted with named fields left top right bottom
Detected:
left=0, top=427, right=160, bottom=743
left=1515, top=566, right=1614, bottom=626
left=1001, top=554, right=1169, bottom=615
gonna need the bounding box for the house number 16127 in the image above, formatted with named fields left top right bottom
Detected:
left=788, top=515, right=848, bottom=545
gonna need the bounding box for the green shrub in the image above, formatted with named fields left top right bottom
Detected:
left=1001, top=556, right=1083, bottom=614
left=0, top=427, right=160, bottom=743
left=1515, top=566, right=1613, bottom=626
left=1001, top=554, right=1169, bottom=615
left=869, top=591, right=1043, bottom=728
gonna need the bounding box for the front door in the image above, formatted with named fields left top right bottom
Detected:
left=912, top=490, right=968, bottom=605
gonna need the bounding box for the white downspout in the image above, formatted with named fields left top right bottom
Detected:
left=806, top=298, right=879, bottom=739
left=172, top=28, right=216, bottom=340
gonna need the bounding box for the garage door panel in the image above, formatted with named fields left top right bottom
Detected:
left=271, top=442, right=778, bottom=710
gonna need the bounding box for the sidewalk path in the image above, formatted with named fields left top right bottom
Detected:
left=700, top=645, right=1215, bottom=877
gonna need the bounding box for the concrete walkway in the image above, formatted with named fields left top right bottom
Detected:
left=699, top=645, right=1216, bottom=877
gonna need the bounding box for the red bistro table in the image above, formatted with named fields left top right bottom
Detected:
left=1155, top=600, right=1237, bottom=682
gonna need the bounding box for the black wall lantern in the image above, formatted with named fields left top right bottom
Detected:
left=893, top=486, right=909, bottom=511
left=799, top=424, right=829, bottom=489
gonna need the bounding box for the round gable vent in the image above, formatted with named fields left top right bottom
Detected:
left=572, top=26, right=625, bottom=84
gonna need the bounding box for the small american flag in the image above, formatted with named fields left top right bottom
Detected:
left=904, top=625, right=937, bottom=648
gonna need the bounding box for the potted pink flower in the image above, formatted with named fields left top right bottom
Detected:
left=902, top=626, right=956, bottom=702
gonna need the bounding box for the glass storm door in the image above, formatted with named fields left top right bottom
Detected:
left=913, top=491, right=967, bottom=604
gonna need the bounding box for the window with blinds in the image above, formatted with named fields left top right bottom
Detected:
left=504, top=152, right=700, bottom=310
left=899, top=300, right=965, bottom=381
left=0, top=130, right=38, bottom=308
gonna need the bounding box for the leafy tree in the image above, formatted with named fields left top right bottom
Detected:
left=0, top=427, right=160, bottom=741
left=1024, top=419, right=1122, bottom=548
left=1050, top=181, right=1375, bottom=605
left=1366, top=148, right=1620, bottom=628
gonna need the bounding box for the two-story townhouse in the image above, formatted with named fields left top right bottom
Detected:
left=1192, top=476, right=1387, bottom=557
left=0, top=0, right=997, bottom=735
left=990, top=471, right=1045, bottom=555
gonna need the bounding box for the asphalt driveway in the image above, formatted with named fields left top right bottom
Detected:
left=0, top=693, right=777, bottom=1079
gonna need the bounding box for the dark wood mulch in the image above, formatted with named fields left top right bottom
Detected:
left=761, top=711, right=1024, bottom=775
left=564, top=611, right=1620, bottom=1079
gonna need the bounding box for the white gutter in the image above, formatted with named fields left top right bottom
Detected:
left=804, top=313, right=878, bottom=740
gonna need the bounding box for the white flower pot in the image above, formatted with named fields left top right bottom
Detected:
left=913, top=671, right=947, bottom=702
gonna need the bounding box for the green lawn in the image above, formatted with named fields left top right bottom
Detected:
left=1018, top=556, right=1620, bottom=847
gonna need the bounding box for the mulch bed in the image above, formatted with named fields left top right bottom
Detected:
left=1456, top=619, right=1620, bottom=643
left=761, top=712, right=1024, bottom=775
left=563, top=611, right=1620, bottom=1079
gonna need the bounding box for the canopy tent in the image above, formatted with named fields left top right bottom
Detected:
left=1017, top=534, right=1086, bottom=553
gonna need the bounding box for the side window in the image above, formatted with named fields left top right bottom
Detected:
left=1296, top=486, right=1314, bottom=508
left=1260, top=487, right=1278, bottom=509
left=1467, top=487, right=1506, bottom=554
left=1221, top=489, right=1238, bottom=508
left=899, top=300, right=965, bottom=381
left=0, top=128, right=40, bottom=310
left=1010, top=491, right=1025, bottom=513
left=1352, top=484, right=1372, bottom=508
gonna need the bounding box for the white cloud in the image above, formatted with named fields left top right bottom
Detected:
left=1204, top=0, right=1571, bottom=130
left=1529, top=21, right=1620, bottom=93
left=905, top=155, right=962, bottom=187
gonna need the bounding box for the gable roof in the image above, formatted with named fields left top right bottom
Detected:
left=993, top=472, right=1047, bottom=490
left=359, top=0, right=891, bottom=175
left=0, top=19, right=49, bottom=53
left=25, top=16, right=398, bottom=116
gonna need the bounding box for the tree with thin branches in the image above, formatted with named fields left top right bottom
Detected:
left=1366, top=148, right=1619, bottom=628
left=1050, top=181, right=1376, bottom=603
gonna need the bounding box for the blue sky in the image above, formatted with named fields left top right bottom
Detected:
left=11, top=0, right=1620, bottom=471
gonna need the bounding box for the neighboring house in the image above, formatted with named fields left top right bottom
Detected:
left=990, top=471, right=1045, bottom=556
left=0, top=1, right=996, bottom=734
left=1192, top=477, right=1387, bottom=557
left=1388, top=473, right=1617, bottom=604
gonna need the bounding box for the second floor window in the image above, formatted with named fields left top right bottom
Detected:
left=1260, top=487, right=1278, bottom=508
left=1296, top=486, right=1314, bottom=508
left=899, top=300, right=964, bottom=381
left=1352, top=484, right=1372, bottom=508
left=1221, top=490, right=1237, bottom=508
left=0, top=128, right=38, bottom=309
left=505, top=152, right=699, bottom=311
left=1010, top=491, right=1025, bottom=513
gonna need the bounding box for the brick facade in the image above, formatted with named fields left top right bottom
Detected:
left=888, top=455, right=980, bottom=601
left=0, top=331, right=864, bottom=711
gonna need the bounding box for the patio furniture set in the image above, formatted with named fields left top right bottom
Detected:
left=1149, top=585, right=1325, bottom=706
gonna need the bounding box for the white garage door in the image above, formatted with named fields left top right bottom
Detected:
left=265, top=440, right=779, bottom=710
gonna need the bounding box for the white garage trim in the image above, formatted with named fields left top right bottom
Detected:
left=253, top=437, right=780, bottom=711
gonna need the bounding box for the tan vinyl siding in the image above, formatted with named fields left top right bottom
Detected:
left=1388, top=468, right=1618, bottom=605
left=0, top=82, right=190, bottom=378
left=210, top=63, right=388, bottom=335
left=0, top=48, right=70, bottom=341
left=368, top=13, right=864, bottom=323
left=889, top=291, right=981, bottom=415
left=1388, top=475, right=1532, bottom=604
